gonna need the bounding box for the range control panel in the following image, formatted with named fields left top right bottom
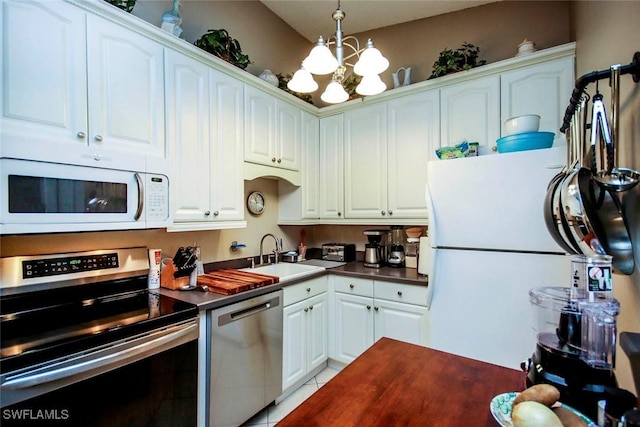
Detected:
left=22, top=253, right=119, bottom=279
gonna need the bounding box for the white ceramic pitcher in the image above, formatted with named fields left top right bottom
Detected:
left=392, top=67, right=412, bottom=88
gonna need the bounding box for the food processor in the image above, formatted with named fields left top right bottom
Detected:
left=525, top=256, right=620, bottom=420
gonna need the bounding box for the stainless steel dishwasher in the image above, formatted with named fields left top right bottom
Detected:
left=208, top=290, right=283, bottom=427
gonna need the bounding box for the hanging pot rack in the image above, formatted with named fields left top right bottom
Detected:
left=560, top=51, right=640, bottom=133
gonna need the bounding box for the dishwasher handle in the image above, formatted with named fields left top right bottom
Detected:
left=217, top=295, right=281, bottom=327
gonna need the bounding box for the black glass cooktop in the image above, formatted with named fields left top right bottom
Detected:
left=0, top=276, right=197, bottom=374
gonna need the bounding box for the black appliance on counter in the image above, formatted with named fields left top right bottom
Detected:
left=0, top=247, right=199, bottom=426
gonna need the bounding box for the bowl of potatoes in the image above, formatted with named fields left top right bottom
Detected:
left=490, top=384, right=596, bottom=427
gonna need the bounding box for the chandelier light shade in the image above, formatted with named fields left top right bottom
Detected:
left=287, top=66, right=319, bottom=93
left=355, top=74, right=386, bottom=96
left=291, top=1, right=389, bottom=104
left=353, top=40, right=390, bottom=76
left=321, top=79, right=349, bottom=104
left=302, top=37, right=339, bottom=75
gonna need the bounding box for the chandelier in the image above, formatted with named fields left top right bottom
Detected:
left=287, top=1, right=390, bottom=104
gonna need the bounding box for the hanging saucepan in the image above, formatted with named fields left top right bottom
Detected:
left=594, top=64, right=640, bottom=193
left=558, top=94, right=606, bottom=256
left=580, top=71, right=635, bottom=274
left=544, top=102, right=581, bottom=254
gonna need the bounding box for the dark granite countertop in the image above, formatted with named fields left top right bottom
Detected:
left=160, top=261, right=428, bottom=311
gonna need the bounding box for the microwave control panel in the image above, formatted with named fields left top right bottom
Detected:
left=145, top=174, right=169, bottom=221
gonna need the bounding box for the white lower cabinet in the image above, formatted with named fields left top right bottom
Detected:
left=330, top=276, right=429, bottom=365
left=281, top=277, right=328, bottom=394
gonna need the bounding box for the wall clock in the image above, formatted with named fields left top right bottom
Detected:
left=246, top=191, right=265, bottom=215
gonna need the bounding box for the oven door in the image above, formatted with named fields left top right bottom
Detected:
left=0, top=158, right=169, bottom=234
left=1, top=319, right=198, bottom=427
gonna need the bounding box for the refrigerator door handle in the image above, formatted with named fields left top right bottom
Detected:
left=425, top=182, right=437, bottom=246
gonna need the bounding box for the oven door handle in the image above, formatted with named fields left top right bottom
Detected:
left=2, top=322, right=197, bottom=391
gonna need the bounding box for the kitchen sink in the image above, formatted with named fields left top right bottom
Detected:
left=241, top=263, right=325, bottom=283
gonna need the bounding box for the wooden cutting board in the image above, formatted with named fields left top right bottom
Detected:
left=197, top=269, right=279, bottom=295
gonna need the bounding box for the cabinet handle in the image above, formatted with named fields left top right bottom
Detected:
left=349, top=284, right=354, bottom=289
left=306, top=287, right=311, bottom=292
left=366, top=305, right=371, bottom=310
left=309, top=305, right=313, bottom=310
left=204, top=211, right=211, bottom=216
left=272, top=157, right=276, bottom=162
left=381, top=210, right=386, bottom=216
left=213, top=211, right=220, bottom=216
left=388, top=210, right=393, bottom=216
left=374, top=306, right=379, bottom=311
left=397, top=291, right=403, bottom=296
left=93, top=153, right=102, bottom=161
left=304, top=307, right=309, bottom=312
left=277, top=158, right=282, bottom=163
left=77, top=131, right=86, bottom=139
left=337, top=212, right=342, bottom=217
left=94, top=135, right=103, bottom=142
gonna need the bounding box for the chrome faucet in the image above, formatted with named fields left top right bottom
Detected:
left=259, top=233, right=283, bottom=265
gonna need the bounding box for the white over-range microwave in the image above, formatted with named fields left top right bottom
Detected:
left=0, top=158, right=171, bottom=234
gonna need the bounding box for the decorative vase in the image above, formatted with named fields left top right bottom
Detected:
left=259, top=69, right=279, bottom=87
left=161, top=0, right=183, bottom=38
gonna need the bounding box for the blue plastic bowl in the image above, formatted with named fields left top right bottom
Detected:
left=496, top=131, right=554, bottom=153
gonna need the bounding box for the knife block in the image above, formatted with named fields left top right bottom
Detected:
left=160, top=260, right=191, bottom=290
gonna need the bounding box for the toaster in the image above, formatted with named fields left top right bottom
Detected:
left=322, top=243, right=356, bottom=262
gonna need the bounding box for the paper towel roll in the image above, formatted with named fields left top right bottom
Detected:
left=418, top=236, right=431, bottom=276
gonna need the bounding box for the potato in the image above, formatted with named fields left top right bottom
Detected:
left=513, top=384, right=561, bottom=407
left=552, top=406, right=588, bottom=427
left=512, top=401, right=564, bottom=427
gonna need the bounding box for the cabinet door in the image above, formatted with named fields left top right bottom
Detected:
left=374, top=299, right=429, bottom=347
left=387, top=90, right=439, bottom=219
left=501, top=57, right=574, bottom=145
left=244, top=85, right=276, bottom=166
left=440, top=75, right=500, bottom=154
left=210, top=69, right=245, bottom=221
left=344, top=103, right=388, bottom=219
left=319, top=115, right=344, bottom=219
left=165, top=50, right=211, bottom=222
left=0, top=0, right=87, bottom=162
left=301, top=111, right=320, bottom=219
left=282, top=300, right=307, bottom=391
left=86, top=14, right=165, bottom=163
left=276, top=100, right=301, bottom=171
left=307, top=293, right=328, bottom=372
left=332, top=293, right=374, bottom=364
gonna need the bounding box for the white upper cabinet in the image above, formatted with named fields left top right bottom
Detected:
left=244, top=85, right=301, bottom=171
left=440, top=75, right=500, bottom=154
left=319, top=115, right=345, bottom=220
left=166, top=49, right=211, bottom=223
left=278, top=111, right=320, bottom=223
left=500, top=56, right=574, bottom=145
left=344, top=103, right=388, bottom=219
left=166, top=50, right=245, bottom=230
left=387, top=90, right=439, bottom=219
left=0, top=0, right=166, bottom=172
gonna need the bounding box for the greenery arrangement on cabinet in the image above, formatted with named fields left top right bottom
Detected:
left=104, top=0, right=136, bottom=12
left=194, top=29, right=252, bottom=70
left=343, top=74, right=364, bottom=101
left=429, top=42, right=487, bottom=79
left=277, top=73, right=314, bottom=104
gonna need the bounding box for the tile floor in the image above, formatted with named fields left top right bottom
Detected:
left=241, top=365, right=342, bottom=427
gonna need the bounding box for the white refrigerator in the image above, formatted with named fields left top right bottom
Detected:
left=424, top=147, right=571, bottom=369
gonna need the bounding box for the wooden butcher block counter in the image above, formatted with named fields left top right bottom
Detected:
left=277, top=338, right=526, bottom=427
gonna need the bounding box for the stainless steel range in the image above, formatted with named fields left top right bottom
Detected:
left=0, top=247, right=199, bottom=426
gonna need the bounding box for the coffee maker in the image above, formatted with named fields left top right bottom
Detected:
left=387, top=225, right=405, bottom=268
left=525, top=277, right=620, bottom=420
left=363, top=229, right=388, bottom=268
